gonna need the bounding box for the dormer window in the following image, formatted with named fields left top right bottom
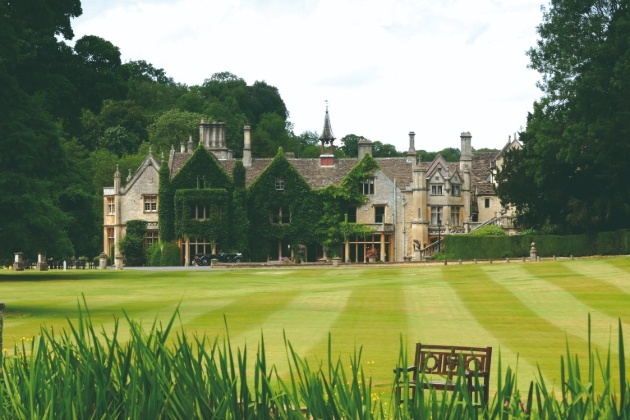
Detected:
left=431, top=185, right=443, bottom=195
left=275, top=178, right=285, bottom=191
left=452, top=185, right=461, bottom=196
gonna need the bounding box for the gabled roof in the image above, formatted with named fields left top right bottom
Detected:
left=121, top=152, right=161, bottom=193
left=426, top=155, right=460, bottom=183
left=183, top=154, right=415, bottom=191
left=169, top=147, right=500, bottom=195
left=494, top=136, right=522, bottom=161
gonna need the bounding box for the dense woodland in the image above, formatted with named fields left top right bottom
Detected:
left=1, top=0, right=628, bottom=262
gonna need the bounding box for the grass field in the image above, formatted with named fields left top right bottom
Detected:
left=1, top=257, right=629, bottom=397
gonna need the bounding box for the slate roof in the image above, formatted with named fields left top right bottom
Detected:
left=471, top=152, right=497, bottom=195
left=169, top=150, right=499, bottom=195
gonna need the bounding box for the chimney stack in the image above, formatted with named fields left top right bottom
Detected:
left=187, top=135, right=194, bottom=153
left=407, top=131, right=416, bottom=163
left=460, top=131, right=472, bottom=171
left=358, top=138, right=373, bottom=159
left=243, top=125, right=252, bottom=167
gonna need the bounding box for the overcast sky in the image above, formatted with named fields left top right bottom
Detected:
left=72, top=0, right=545, bottom=152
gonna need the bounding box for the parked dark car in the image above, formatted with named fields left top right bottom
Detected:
left=193, top=252, right=242, bottom=265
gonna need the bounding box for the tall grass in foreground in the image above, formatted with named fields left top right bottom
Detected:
left=0, top=303, right=628, bottom=419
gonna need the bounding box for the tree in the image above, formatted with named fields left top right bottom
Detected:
left=98, top=100, right=148, bottom=143
left=0, top=74, right=74, bottom=259
left=372, top=141, right=403, bottom=157
left=125, top=60, right=185, bottom=114
left=55, top=138, right=101, bottom=258
left=73, top=35, right=128, bottom=113
left=340, top=134, right=363, bottom=157
left=252, top=113, right=291, bottom=157
left=99, top=126, right=141, bottom=157
left=497, top=0, right=630, bottom=233
left=148, top=109, right=204, bottom=155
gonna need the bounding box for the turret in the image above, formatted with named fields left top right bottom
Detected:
left=319, top=105, right=336, bottom=166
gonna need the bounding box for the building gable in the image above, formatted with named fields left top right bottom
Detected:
left=248, top=149, right=311, bottom=200
left=121, top=153, right=161, bottom=194
left=171, top=146, right=232, bottom=191
left=425, top=155, right=449, bottom=179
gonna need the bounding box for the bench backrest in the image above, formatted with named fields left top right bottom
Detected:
left=414, top=343, right=492, bottom=379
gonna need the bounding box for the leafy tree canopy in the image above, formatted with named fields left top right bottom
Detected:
left=497, top=0, right=630, bottom=233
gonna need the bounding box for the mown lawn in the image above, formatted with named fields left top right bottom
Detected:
left=1, top=257, right=629, bottom=396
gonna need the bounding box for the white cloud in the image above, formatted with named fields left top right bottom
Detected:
left=73, top=0, right=543, bottom=152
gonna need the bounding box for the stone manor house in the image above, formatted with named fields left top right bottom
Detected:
left=103, top=109, right=520, bottom=264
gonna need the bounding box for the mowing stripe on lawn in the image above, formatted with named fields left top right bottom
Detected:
left=232, top=289, right=351, bottom=374
left=479, top=263, right=628, bottom=355
left=442, top=264, right=589, bottom=387
left=563, top=259, right=630, bottom=294
left=402, top=269, right=545, bottom=392
left=521, top=261, right=630, bottom=328
left=323, top=276, right=411, bottom=389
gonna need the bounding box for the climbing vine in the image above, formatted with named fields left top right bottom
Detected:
left=174, top=189, right=229, bottom=245
left=230, top=161, right=249, bottom=253
left=158, top=159, right=175, bottom=242
left=160, top=146, right=234, bottom=251
left=247, top=149, right=321, bottom=261
left=158, top=147, right=380, bottom=262
left=317, top=154, right=380, bottom=256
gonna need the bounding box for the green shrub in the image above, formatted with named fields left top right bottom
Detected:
left=159, top=241, right=181, bottom=266
left=146, top=242, right=162, bottom=266
left=469, top=225, right=506, bottom=236
left=119, top=220, right=148, bottom=266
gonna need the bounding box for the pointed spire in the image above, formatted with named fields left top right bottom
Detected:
left=318, top=102, right=335, bottom=144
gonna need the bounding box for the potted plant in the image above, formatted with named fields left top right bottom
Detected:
left=366, top=247, right=378, bottom=263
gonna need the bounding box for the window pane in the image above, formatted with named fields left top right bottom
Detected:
left=375, top=206, right=385, bottom=223
left=282, top=207, right=290, bottom=224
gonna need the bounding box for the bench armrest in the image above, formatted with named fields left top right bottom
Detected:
left=465, top=371, right=489, bottom=378
left=393, top=366, right=416, bottom=374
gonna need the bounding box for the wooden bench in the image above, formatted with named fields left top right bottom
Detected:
left=394, top=343, right=492, bottom=406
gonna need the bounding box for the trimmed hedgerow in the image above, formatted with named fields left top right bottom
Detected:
left=446, top=230, right=630, bottom=259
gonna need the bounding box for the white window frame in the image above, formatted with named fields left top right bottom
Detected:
left=107, top=197, right=115, bottom=215
left=144, top=195, right=157, bottom=212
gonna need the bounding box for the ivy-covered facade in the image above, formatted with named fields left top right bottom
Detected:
left=104, top=112, right=519, bottom=265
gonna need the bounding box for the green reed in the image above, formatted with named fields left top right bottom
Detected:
left=0, top=300, right=627, bottom=419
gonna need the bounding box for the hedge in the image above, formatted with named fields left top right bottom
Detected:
left=445, top=230, right=630, bottom=259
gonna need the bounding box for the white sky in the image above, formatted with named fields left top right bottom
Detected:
left=72, top=0, right=545, bottom=152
